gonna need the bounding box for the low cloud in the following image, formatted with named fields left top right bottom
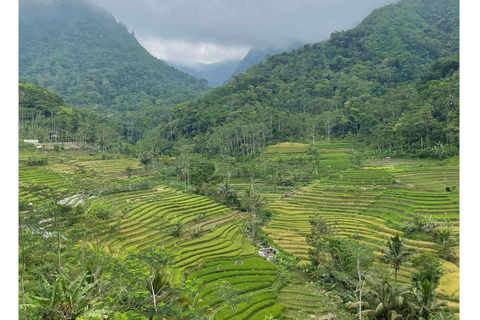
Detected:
left=141, top=38, right=250, bottom=66
left=91, top=0, right=398, bottom=65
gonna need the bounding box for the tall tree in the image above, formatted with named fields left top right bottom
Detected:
left=381, top=234, right=415, bottom=283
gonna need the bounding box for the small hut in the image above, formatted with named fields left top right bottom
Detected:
left=49, top=130, right=58, bottom=141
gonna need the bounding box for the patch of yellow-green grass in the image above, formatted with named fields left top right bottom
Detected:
left=436, top=261, right=459, bottom=301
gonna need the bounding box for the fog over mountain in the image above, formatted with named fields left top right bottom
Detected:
left=90, top=0, right=398, bottom=65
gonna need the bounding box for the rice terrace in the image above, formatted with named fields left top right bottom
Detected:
left=16, top=0, right=462, bottom=319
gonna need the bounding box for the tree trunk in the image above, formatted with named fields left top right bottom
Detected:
left=150, top=279, right=158, bottom=314
left=357, top=258, right=362, bottom=320
left=21, top=254, right=28, bottom=320
left=57, top=228, right=62, bottom=272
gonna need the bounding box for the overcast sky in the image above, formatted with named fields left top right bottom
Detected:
left=91, top=0, right=397, bottom=66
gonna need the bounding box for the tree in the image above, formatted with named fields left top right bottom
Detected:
left=403, top=280, right=450, bottom=320
left=172, top=221, right=185, bottom=237
left=174, top=144, right=194, bottom=185
left=306, top=214, right=333, bottom=268
left=381, top=234, right=415, bottom=283
left=65, top=165, right=108, bottom=264
left=239, top=187, right=266, bottom=244
left=410, top=253, right=442, bottom=286
left=139, top=151, right=153, bottom=173
left=20, top=182, right=73, bottom=272
left=434, top=228, right=458, bottom=261
left=347, top=242, right=376, bottom=320
left=124, top=165, right=133, bottom=190
left=362, top=279, right=405, bottom=320
left=140, top=246, right=175, bottom=316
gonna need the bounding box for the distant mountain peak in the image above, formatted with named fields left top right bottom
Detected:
left=19, top=0, right=209, bottom=108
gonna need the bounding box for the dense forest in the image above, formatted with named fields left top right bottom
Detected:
left=18, top=0, right=460, bottom=319
left=148, top=0, right=459, bottom=159
left=19, top=0, right=460, bottom=159
left=19, top=0, right=209, bottom=110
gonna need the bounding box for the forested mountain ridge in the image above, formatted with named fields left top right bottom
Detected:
left=156, top=0, right=458, bottom=158
left=19, top=0, right=209, bottom=110
left=233, top=44, right=303, bottom=75
left=173, top=60, right=242, bottom=88
left=170, top=44, right=302, bottom=88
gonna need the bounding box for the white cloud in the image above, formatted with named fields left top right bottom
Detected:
left=141, top=37, right=250, bottom=65
left=91, top=0, right=398, bottom=65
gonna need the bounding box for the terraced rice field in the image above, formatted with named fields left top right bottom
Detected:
left=99, top=186, right=287, bottom=317
left=19, top=168, right=70, bottom=201
left=262, top=143, right=459, bottom=310
left=394, top=167, right=459, bottom=192
left=187, top=257, right=284, bottom=320
left=18, top=144, right=460, bottom=318
left=48, top=158, right=143, bottom=175
left=19, top=150, right=285, bottom=319
left=275, top=270, right=334, bottom=319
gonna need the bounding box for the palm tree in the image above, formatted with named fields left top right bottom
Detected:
left=403, top=280, right=450, bottom=320
left=381, top=234, right=415, bottom=283
left=434, top=228, right=458, bottom=261
left=362, top=279, right=405, bottom=320
left=139, top=151, right=153, bottom=173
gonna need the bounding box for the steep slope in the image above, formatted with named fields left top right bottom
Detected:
left=19, top=0, right=209, bottom=109
left=234, top=44, right=302, bottom=75
left=173, top=60, right=242, bottom=88
left=171, top=43, right=302, bottom=88
left=164, top=0, right=458, bottom=157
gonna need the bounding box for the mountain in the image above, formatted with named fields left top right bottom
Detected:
left=158, top=0, right=458, bottom=157
left=171, top=43, right=302, bottom=88
left=234, top=43, right=302, bottom=75
left=173, top=60, right=242, bottom=88
left=19, top=0, right=209, bottom=110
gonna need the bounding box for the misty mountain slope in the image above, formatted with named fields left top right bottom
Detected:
left=174, top=60, right=242, bottom=88
left=171, top=44, right=302, bottom=88
left=19, top=0, right=209, bottom=109
left=234, top=44, right=302, bottom=75
left=169, top=0, right=458, bottom=135
left=163, top=0, right=458, bottom=154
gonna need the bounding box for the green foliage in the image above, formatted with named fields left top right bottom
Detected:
left=191, top=225, right=204, bottom=238
left=306, top=214, right=334, bottom=267
left=362, top=279, right=405, bottom=320
left=172, top=221, right=186, bottom=237
left=19, top=0, right=208, bottom=109
left=434, top=228, right=458, bottom=262
left=156, top=0, right=458, bottom=158
left=26, top=153, right=48, bottom=166
left=33, top=272, right=97, bottom=320
left=381, top=234, right=416, bottom=283
left=402, top=212, right=437, bottom=235
left=403, top=279, right=451, bottom=320
left=411, top=253, right=442, bottom=286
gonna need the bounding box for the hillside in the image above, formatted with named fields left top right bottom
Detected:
left=174, top=60, right=242, bottom=88
left=160, top=0, right=458, bottom=158
left=19, top=0, right=209, bottom=109
left=234, top=44, right=302, bottom=75
left=171, top=44, right=302, bottom=88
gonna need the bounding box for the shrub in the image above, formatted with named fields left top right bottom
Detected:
left=172, top=221, right=185, bottom=237
left=53, top=144, right=64, bottom=152
left=26, top=154, right=48, bottom=166
left=191, top=225, right=203, bottom=238
left=101, top=153, right=114, bottom=160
